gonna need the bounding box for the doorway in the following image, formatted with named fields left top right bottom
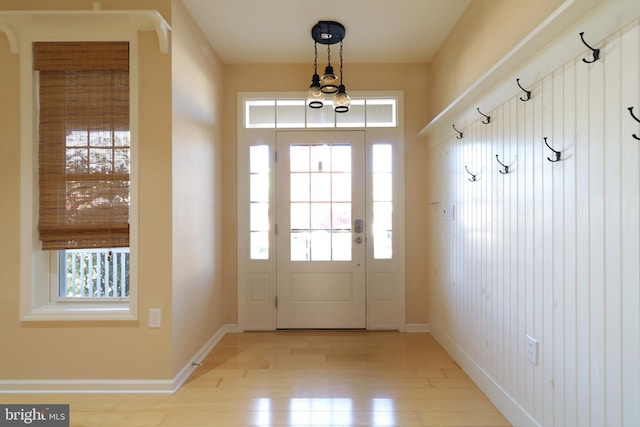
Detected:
left=237, top=92, right=405, bottom=331
left=276, top=131, right=366, bottom=328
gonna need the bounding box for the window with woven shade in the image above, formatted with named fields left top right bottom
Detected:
left=35, top=41, right=130, bottom=250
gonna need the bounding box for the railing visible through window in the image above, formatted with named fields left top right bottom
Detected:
left=59, top=248, right=130, bottom=298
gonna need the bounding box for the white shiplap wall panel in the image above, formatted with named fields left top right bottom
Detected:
left=620, top=20, right=640, bottom=427
left=427, top=14, right=640, bottom=427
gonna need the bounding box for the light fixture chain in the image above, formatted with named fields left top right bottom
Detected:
left=314, top=42, right=318, bottom=74
left=327, top=44, right=331, bottom=66
left=339, top=40, right=344, bottom=84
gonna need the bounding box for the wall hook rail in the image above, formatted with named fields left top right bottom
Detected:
left=516, top=78, right=531, bottom=102
left=579, top=32, right=600, bottom=63
left=465, top=166, right=478, bottom=182
left=495, top=154, right=511, bottom=174
left=628, top=106, right=640, bottom=141
left=452, top=124, right=463, bottom=139
left=477, top=108, right=491, bottom=124
left=544, top=137, right=562, bottom=162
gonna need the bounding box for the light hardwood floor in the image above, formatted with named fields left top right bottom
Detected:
left=4, top=331, right=511, bottom=426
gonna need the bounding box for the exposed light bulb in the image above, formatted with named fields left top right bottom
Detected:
left=333, top=84, right=350, bottom=113
left=320, top=65, right=339, bottom=94
left=307, top=73, right=324, bottom=108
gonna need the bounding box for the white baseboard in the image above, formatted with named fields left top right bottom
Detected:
left=430, top=325, right=540, bottom=427
left=0, top=323, right=238, bottom=394
left=404, top=323, right=430, bottom=333
left=170, top=323, right=237, bottom=393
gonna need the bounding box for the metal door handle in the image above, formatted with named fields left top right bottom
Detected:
left=353, top=236, right=363, bottom=244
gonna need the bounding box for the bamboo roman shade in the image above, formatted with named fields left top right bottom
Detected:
left=35, top=42, right=130, bottom=250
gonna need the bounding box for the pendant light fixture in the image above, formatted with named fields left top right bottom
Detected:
left=332, top=40, right=350, bottom=113
left=320, top=43, right=339, bottom=94
left=309, top=20, right=350, bottom=113
left=307, top=42, right=324, bottom=108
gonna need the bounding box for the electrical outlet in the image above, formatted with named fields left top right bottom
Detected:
left=149, top=308, right=161, bottom=328
left=526, top=335, right=538, bottom=366
left=442, top=205, right=455, bottom=221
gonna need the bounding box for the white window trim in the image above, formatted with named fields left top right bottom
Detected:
left=7, top=11, right=171, bottom=321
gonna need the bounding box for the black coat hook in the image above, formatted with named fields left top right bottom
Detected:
left=477, top=108, right=491, bottom=124
left=543, top=137, right=561, bottom=162
left=495, top=154, right=510, bottom=174
left=628, top=107, right=640, bottom=141
left=579, top=32, right=600, bottom=63
left=452, top=124, right=463, bottom=139
left=465, top=166, right=478, bottom=182
left=516, top=78, right=531, bottom=102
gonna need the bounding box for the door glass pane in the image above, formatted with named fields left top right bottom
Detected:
left=289, top=143, right=352, bottom=261
left=332, top=203, right=351, bottom=229
left=250, top=174, right=269, bottom=202
left=291, top=232, right=310, bottom=261
left=250, top=145, right=270, bottom=260
left=336, top=99, right=365, bottom=127
left=366, top=99, right=397, bottom=127
left=250, top=231, right=269, bottom=260
left=310, top=145, right=331, bottom=172
left=332, top=173, right=351, bottom=201
left=372, top=145, right=393, bottom=259
left=310, top=174, right=331, bottom=201
left=331, top=145, right=351, bottom=172
left=310, top=203, right=331, bottom=229
left=246, top=100, right=275, bottom=128
left=290, top=203, right=310, bottom=230
left=306, top=105, right=335, bottom=128
left=373, top=173, right=392, bottom=201
left=276, top=100, right=305, bottom=128
left=290, top=174, right=310, bottom=202
left=250, top=203, right=270, bottom=231
left=290, top=146, right=310, bottom=172
left=332, top=232, right=352, bottom=261
left=310, top=231, right=331, bottom=261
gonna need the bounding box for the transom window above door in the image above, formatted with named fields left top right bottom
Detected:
left=245, top=98, right=397, bottom=129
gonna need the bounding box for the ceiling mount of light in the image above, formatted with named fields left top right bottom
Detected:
left=307, top=20, right=350, bottom=113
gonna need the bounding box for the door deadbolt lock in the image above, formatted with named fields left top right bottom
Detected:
left=354, top=219, right=364, bottom=233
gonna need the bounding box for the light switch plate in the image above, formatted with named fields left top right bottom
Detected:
left=442, top=205, right=455, bottom=221
left=149, top=308, right=161, bottom=328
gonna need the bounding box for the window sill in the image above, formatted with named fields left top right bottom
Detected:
left=21, top=302, right=137, bottom=322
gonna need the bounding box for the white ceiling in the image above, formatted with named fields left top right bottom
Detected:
left=181, top=0, right=471, bottom=64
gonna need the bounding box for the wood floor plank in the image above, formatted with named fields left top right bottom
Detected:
left=3, top=332, right=511, bottom=426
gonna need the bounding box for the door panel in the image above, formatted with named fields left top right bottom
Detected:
left=276, top=131, right=366, bottom=329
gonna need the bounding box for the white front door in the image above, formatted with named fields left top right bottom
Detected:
left=276, top=131, right=366, bottom=329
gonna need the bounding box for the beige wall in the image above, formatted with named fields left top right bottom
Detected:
left=170, top=0, right=225, bottom=374
left=428, top=0, right=564, bottom=122
left=0, top=0, right=175, bottom=380
left=0, top=0, right=225, bottom=381
left=222, top=63, right=431, bottom=324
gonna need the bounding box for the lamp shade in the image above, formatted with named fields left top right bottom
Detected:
left=320, top=65, right=339, bottom=94
left=308, top=73, right=324, bottom=108
left=333, top=84, right=350, bottom=113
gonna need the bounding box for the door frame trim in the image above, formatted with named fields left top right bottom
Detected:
left=237, top=91, right=405, bottom=331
